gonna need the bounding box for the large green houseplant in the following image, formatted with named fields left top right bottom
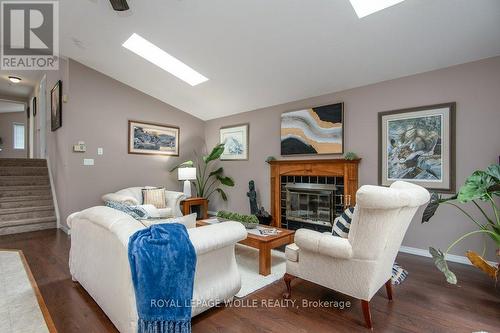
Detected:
left=422, top=163, right=500, bottom=284
left=170, top=144, right=234, bottom=201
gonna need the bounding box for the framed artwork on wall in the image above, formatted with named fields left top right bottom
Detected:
left=378, top=102, right=456, bottom=193
left=128, top=120, right=180, bottom=156
left=219, top=123, right=249, bottom=160
left=32, top=96, right=37, bottom=117
left=50, top=80, right=62, bottom=131
left=280, top=102, right=344, bottom=155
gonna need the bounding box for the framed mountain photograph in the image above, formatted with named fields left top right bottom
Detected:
left=219, top=123, right=249, bottom=160
left=281, top=102, right=344, bottom=155
left=378, top=102, right=456, bottom=193
left=128, top=120, right=180, bottom=156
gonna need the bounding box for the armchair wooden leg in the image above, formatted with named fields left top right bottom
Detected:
left=385, top=279, right=393, bottom=301
left=283, top=273, right=296, bottom=299
left=361, top=300, right=373, bottom=330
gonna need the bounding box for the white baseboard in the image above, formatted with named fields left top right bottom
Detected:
left=399, top=245, right=496, bottom=266
left=59, top=224, right=70, bottom=235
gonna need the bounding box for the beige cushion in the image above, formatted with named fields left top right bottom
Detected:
left=285, top=243, right=299, bottom=262
left=140, top=213, right=197, bottom=229
left=142, top=188, right=166, bottom=208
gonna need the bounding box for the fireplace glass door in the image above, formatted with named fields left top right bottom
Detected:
left=285, top=183, right=336, bottom=227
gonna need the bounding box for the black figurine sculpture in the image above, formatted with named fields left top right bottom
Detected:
left=247, top=180, right=258, bottom=215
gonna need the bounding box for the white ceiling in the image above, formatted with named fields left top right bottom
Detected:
left=59, top=0, right=500, bottom=120
left=0, top=100, right=25, bottom=113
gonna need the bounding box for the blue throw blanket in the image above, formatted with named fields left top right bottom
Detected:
left=128, top=223, right=197, bottom=333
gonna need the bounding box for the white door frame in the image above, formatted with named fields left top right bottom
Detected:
left=38, top=75, right=47, bottom=158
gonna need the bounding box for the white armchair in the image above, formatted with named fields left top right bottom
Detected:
left=102, top=186, right=186, bottom=218
left=283, top=181, right=430, bottom=329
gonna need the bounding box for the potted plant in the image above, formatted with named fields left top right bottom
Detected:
left=170, top=144, right=234, bottom=201
left=216, top=210, right=259, bottom=229
left=422, top=163, right=499, bottom=284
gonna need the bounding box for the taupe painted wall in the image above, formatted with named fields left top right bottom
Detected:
left=0, top=111, right=27, bottom=158
left=41, top=60, right=205, bottom=227
left=205, top=56, right=500, bottom=260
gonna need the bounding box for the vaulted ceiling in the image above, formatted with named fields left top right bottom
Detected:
left=59, top=0, right=500, bottom=120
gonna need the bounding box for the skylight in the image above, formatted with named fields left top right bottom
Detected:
left=349, top=0, right=405, bottom=18
left=122, top=33, right=208, bottom=86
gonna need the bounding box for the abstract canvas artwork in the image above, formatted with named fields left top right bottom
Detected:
left=379, top=103, right=455, bottom=192
left=219, top=124, right=249, bottom=160
left=281, top=103, right=344, bottom=155
left=128, top=120, right=179, bottom=156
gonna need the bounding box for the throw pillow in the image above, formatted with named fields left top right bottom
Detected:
left=142, top=188, right=167, bottom=209
left=140, top=213, right=197, bottom=229
left=105, top=201, right=150, bottom=220
left=332, top=206, right=354, bottom=238
left=331, top=206, right=408, bottom=285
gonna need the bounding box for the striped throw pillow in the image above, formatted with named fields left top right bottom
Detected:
left=142, top=188, right=167, bottom=209
left=332, top=207, right=354, bottom=238
left=331, top=206, right=409, bottom=285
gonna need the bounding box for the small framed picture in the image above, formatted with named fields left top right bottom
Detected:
left=128, top=120, right=180, bottom=156
left=378, top=102, right=456, bottom=193
left=219, top=124, right=249, bottom=160
left=50, top=80, right=62, bottom=131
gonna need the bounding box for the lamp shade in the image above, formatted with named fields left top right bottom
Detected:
left=178, top=167, right=196, bottom=181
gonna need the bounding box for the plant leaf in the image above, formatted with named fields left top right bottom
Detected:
left=168, top=160, right=194, bottom=172
left=465, top=250, right=499, bottom=280
left=429, top=247, right=457, bottom=284
left=216, top=188, right=228, bottom=201
left=204, top=144, right=225, bottom=163
left=421, top=192, right=441, bottom=223
left=217, top=175, right=235, bottom=187
left=457, top=171, right=492, bottom=203
left=209, top=167, right=223, bottom=177
left=485, top=163, right=500, bottom=182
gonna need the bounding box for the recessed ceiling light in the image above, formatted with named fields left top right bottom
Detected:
left=122, top=33, right=209, bottom=86
left=8, top=76, right=21, bottom=83
left=349, top=0, right=405, bottom=18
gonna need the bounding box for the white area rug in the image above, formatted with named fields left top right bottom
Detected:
left=0, top=250, right=54, bottom=333
left=235, top=244, right=286, bottom=298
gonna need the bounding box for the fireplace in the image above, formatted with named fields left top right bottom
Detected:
left=269, top=159, right=360, bottom=232
left=285, top=183, right=336, bottom=228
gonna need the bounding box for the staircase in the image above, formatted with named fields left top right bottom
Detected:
left=0, top=158, right=57, bottom=235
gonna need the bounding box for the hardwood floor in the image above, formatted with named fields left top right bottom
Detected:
left=0, top=229, right=498, bottom=333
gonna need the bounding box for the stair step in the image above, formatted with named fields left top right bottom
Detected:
left=0, top=166, right=48, bottom=176
left=0, top=176, right=50, bottom=186
left=0, top=199, right=53, bottom=209
left=0, top=194, right=52, bottom=203
left=0, top=206, right=55, bottom=221
left=0, top=159, right=47, bottom=167
left=0, top=215, right=56, bottom=227
left=0, top=219, right=57, bottom=235
left=0, top=185, right=51, bottom=198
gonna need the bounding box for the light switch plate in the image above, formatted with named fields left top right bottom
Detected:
left=97, top=148, right=103, bottom=155
left=83, top=158, right=94, bottom=166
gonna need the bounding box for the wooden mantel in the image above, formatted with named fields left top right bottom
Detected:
left=269, top=159, right=361, bottom=228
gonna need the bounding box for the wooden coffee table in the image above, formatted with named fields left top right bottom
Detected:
left=197, top=219, right=295, bottom=276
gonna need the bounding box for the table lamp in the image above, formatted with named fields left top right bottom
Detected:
left=178, top=167, right=196, bottom=198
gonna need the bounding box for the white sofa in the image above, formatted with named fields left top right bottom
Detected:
left=102, top=186, right=185, bottom=218
left=283, top=181, right=430, bottom=329
left=68, top=206, right=247, bottom=333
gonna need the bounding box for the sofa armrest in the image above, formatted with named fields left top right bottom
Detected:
left=295, top=229, right=353, bottom=259
left=187, top=222, right=246, bottom=256
left=165, top=190, right=186, bottom=217
left=102, top=193, right=140, bottom=206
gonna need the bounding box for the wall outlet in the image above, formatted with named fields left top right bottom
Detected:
left=83, top=158, right=94, bottom=166
left=97, top=147, right=103, bottom=155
